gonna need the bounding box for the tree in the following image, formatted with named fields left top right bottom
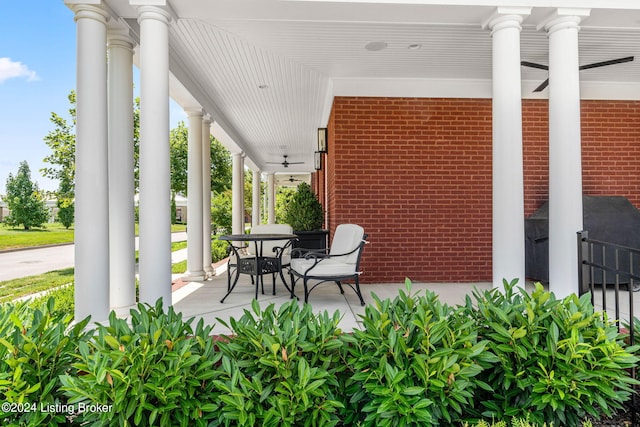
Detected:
left=42, top=93, right=232, bottom=224
left=42, top=91, right=76, bottom=186
left=275, top=186, right=296, bottom=224
left=211, top=190, right=232, bottom=234
left=56, top=174, right=74, bottom=229
left=169, top=121, right=232, bottom=197
left=3, top=161, right=50, bottom=230
left=283, top=182, right=324, bottom=231
left=209, top=139, right=232, bottom=194
left=42, top=92, right=77, bottom=227
left=42, top=93, right=143, bottom=227
left=169, top=122, right=189, bottom=196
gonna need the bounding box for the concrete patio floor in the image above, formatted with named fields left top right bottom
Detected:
left=169, top=271, right=640, bottom=335
left=170, top=271, right=495, bottom=335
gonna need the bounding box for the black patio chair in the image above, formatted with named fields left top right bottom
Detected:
left=289, top=223, right=368, bottom=305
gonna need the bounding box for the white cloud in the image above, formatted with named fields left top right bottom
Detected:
left=0, top=57, right=39, bottom=83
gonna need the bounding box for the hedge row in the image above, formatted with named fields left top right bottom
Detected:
left=0, top=279, right=637, bottom=426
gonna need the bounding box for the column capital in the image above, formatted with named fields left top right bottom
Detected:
left=69, top=3, right=110, bottom=24
left=136, top=5, right=172, bottom=25
left=107, top=30, right=134, bottom=50
left=185, top=107, right=204, bottom=118
left=203, top=114, right=212, bottom=126
left=482, top=7, right=531, bottom=33
left=537, top=8, right=590, bottom=34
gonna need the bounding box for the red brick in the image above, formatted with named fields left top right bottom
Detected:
left=323, top=97, right=640, bottom=284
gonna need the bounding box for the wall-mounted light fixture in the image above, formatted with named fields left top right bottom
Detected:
left=317, top=128, right=327, bottom=153
left=314, top=151, right=322, bottom=171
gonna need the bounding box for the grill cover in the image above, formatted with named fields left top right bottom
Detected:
left=525, top=196, right=640, bottom=283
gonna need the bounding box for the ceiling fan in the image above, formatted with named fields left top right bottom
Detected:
left=266, top=155, right=304, bottom=168
left=286, top=176, right=303, bottom=183
left=521, top=56, right=634, bottom=92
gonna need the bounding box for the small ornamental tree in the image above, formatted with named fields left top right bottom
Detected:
left=283, top=182, right=324, bottom=231
left=3, top=161, right=50, bottom=230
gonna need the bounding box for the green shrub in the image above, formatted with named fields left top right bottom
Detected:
left=283, top=182, right=324, bottom=231
left=0, top=281, right=636, bottom=427
left=0, top=298, right=91, bottom=426
left=211, top=237, right=228, bottom=263
left=463, top=417, right=594, bottom=427
left=467, top=279, right=639, bottom=426
left=214, top=299, right=346, bottom=426
left=60, top=300, right=222, bottom=426
left=25, top=285, right=74, bottom=316
left=342, top=279, right=498, bottom=426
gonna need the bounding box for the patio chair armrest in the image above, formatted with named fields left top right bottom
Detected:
left=303, top=250, right=331, bottom=260
left=322, top=237, right=368, bottom=260
left=225, top=242, right=248, bottom=258
left=291, top=247, right=329, bottom=259
left=272, top=240, right=294, bottom=258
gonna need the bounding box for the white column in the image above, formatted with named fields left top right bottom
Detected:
left=542, top=9, right=589, bottom=298
left=231, top=152, right=244, bottom=234
left=107, top=31, right=136, bottom=309
left=137, top=6, right=172, bottom=306
left=486, top=8, right=530, bottom=290
left=71, top=4, right=110, bottom=322
left=202, top=116, right=213, bottom=276
left=252, top=170, right=261, bottom=226
left=267, top=172, right=276, bottom=224
left=186, top=109, right=205, bottom=280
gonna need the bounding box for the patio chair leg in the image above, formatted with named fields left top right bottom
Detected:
left=256, top=274, right=261, bottom=299
left=336, top=281, right=345, bottom=294
left=354, top=277, right=365, bottom=306
left=272, top=273, right=276, bottom=295
left=303, top=278, right=310, bottom=304
left=221, top=267, right=242, bottom=303
left=289, top=272, right=297, bottom=300
left=279, top=269, right=293, bottom=295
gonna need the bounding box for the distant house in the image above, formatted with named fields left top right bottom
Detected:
left=0, top=200, right=7, bottom=222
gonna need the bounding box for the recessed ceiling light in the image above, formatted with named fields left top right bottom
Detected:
left=365, top=41, right=388, bottom=52
left=408, top=44, right=422, bottom=50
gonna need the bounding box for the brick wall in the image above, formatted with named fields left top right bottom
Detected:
left=581, top=100, right=640, bottom=208
left=328, top=97, right=640, bottom=284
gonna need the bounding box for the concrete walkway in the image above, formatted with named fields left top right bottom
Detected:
left=0, top=232, right=188, bottom=282
left=170, top=273, right=640, bottom=335
left=171, top=273, right=495, bottom=335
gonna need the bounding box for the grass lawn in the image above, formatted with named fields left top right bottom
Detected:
left=0, top=223, right=75, bottom=250
left=0, top=223, right=188, bottom=251
left=0, top=268, right=74, bottom=303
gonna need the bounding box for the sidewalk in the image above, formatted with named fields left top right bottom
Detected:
left=0, top=232, right=188, bottom=282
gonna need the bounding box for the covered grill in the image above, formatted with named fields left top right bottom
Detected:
left=525, top=196, right=640, bottom=283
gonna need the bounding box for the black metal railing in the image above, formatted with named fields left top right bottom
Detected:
left=577, top=230, right=640, bottom=424
left=577, top=230, right=640, bottom=331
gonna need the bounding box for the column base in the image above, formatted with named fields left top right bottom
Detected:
left=184, top=270, right=206, bottom=281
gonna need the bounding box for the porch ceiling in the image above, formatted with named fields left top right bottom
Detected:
left=104, top=0, right=640, bottom=173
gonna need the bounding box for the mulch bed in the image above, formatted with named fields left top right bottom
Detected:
left=587, top=399, right=637, bottom=426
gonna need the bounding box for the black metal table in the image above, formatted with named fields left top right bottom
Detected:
left=218, top=233, right=298, bottom=303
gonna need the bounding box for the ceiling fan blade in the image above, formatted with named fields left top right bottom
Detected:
left=579, top=56, right=634, bottom=71
left=521, top=61, right=549, bottom=70
left=533, top=78, right=549, bottom=93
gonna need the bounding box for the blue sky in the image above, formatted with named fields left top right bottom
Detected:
left=0, top=2, right=184, bottom=193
